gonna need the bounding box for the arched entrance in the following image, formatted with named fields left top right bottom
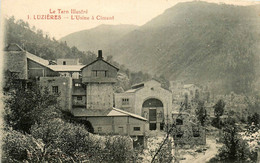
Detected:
left=142, top=98, right=164, bottom=130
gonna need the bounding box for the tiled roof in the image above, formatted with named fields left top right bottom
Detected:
left=26, top=52, right=49, bottom=66
left=80, top=59, right=119, bottom=71
left=125, top=88, right=142, bottom=93
left=72, top=107, right=147, bottom=121
left=108, top=108, right=147, bottom=121
left=47, top=65, right=84, bottom=72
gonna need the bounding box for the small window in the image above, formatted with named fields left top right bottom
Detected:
left=52, top=86, right=58, bottom=94
left=122, top=98, right=129, bottom=105
left=133, top=127, right=140, bottom=131
left=149, top=123, right=156, bottom=130
left=63, top=61, right=66, bottom=65
left=91, top=70, right=107, bottom=77
left=77, top=96, right=82, bottom=100
left=97, top=127, right=102, bottom=133
left=176, top=119, right=183, bottom=125
left=75, top=83, right=81, bottom=87
left=118, top=127, right=124, bottom=134
left=160, top=123, right=164, bottom=130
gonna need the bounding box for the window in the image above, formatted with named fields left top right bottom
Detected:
left=122, top=98, right=129, bottom=105
left=91, top=70, right=108, bottom=77
left=176, top=119, right=183, bottom=125
left=75, top=83, right=81, bottom=87
left=118, top=127, right=124, bottom=134
left=133, top=127, right=140, bottom=131
left=149, top=123, right=156, bottom=130
left=160, top=123, right=164, bottom=130
left=63, top=61, right=66, bottom=65
left=97, top=127, right=102, bottom=133
left=77, top=96, right=82, bottom=100
left=52, top=86, right=58, bottom=94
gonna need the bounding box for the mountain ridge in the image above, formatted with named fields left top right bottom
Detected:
left=60, top=24, right=138, bottom=52
left=61, top=1, right=260, bottom=94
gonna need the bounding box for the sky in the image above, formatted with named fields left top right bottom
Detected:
left=1, top=0, right=260, bottom=39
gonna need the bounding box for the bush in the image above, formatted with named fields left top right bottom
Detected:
left=31, top=118, right=99, bottom=161
left=2, top=128, right=44, bottom=162
left=209, top=119, right=257, bottom=162
left=101, top=136, right=134, bottom=162
left=31, top=118, right=136, bottom=162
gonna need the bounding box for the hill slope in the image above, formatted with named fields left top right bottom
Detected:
left=103, top=2, right=260, bottom=93
left=60, top=24, right=138, bottom=52
left=60, top=2, right=260, bottom=94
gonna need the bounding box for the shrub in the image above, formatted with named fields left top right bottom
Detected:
left=101, top=136, right=134, bottom=162
left=209, top=119, right=257, bottom=162
left=2, top=128, right=44, bottom=162
left=31, top=118, right=136, bottom=162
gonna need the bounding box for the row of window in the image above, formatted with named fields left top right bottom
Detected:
left=122, top=98, right=129, bottom=105
left=91, top=70, right=108, bottom=77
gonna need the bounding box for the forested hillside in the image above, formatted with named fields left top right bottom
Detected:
left=60, top=24, right=138, bottom=52
left=4, top=16, right=97, bottom=65
left=4, top=17, right=155, bottom=90
left=62, top=2, right=260, bottom=94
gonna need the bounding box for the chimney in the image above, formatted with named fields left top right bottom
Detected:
left=97, top=50, right=103, bottom=60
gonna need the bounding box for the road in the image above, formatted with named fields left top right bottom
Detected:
left=180, top=138, right=221, bottom=163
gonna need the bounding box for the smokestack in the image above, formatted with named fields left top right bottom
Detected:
left=98, top=50, right=103, bottom=60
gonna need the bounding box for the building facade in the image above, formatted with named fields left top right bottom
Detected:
left=115, top=80, right=173, bottom=131
left=4, top=44, right=148, bottom=147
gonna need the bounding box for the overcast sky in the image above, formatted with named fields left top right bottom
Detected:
left=1, top=0, right=259, bottom=39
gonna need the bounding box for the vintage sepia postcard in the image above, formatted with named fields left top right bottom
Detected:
left=1, top=0, right=260, bottom=162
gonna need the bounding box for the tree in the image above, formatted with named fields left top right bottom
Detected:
left=213, top=99, right=225, bottom=129
left=247, top=113, right=260, bottom=133
left=3, top=72, right=61, bottom=133
left=196, top=101, right=207, bottom=126
left=210, top=118, right=257, bottom=162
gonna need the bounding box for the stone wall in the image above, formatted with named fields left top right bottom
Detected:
left=57, top=58, right=79, bottom=65
left=87, top=116, right=148, bottom=136
left=81, top=60, right=118, bottom=83
left=86, top=83, right=114, bottom=109
left=114, top=93, right=136, bottom=113
left=40, top=77, right=72, bottom=111
left=28, top=59, right=59, bottom=79
left=134, top=83, right=173, bottom=123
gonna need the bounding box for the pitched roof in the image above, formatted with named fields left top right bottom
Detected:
left=80, top=59, right=119, bottom=71
left=125, top=88, right=143, bottom=93
left=126, top=79, right=171, bottom=93
left=26, top=52, right=49, bottom=66
left=108, top=108, right=147, bottom=121
left=47, top=65, right=84, bottom=72
left=72, top=107, right=147, bottom=121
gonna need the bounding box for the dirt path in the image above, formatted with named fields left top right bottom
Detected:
left=180, top=138, right=221, bottom=163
